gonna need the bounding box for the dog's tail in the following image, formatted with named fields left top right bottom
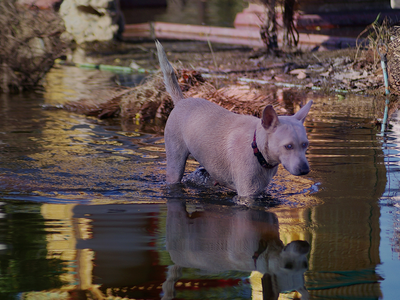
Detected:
left=156, top=40, right=185, bottom=103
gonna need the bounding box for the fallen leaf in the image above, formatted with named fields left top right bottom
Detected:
left=274, top=75, right=287, bottom=82
left=320, top=71, right=330, bottom=77
left=305, top=82, right=314, bottom=88
left=297, top=71, right=307, bottom=79
left=289, top=68, right=307, bottom=75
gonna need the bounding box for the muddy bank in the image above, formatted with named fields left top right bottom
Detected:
left=59, top=40, right=396, bottom=125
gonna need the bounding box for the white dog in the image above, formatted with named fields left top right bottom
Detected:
left=156, top=41, right=312, bottom=197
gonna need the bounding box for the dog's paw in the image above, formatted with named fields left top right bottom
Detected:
left=232, top=195, right=255, bottom=207
left=232, top=193, right=281, bottom=208
left=183, top=166, right=214, bottom=186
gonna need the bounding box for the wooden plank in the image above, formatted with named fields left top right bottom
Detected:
left=123, top=22, right=152, bottom=38
left=122, top=22, right=358, bottom=50
left=153, top=22, right=263, bottom=47
left=123, top=22, right=264, bottom=47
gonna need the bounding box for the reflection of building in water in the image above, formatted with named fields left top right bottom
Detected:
left=38, top=203, right=166, bottom=299
left=43, top=57, right=116, bottom=105
left=382, top=111, right=400, bottom=258
left=305, top=96, right=385, bottom=299
left=40, top=204, right=96, bottom=293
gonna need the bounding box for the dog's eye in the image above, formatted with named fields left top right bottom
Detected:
left=302, top=142, right=309, bottom=148
left=285, top=144, right=293, bottom=150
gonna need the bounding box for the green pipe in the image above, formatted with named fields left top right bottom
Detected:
left=55, top=59, right=153, bottom=74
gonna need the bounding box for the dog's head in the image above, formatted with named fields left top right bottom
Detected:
left=279, top=240, right=310, bottom=271
left=260, top=101, right=312, bottom=176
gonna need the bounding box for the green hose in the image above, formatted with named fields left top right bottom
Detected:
left=55, top=59, right=154, bottom=74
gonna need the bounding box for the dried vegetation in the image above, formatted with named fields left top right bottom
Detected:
left=356, top=15, right=400, bottom=96
left=63, top=68, right=286, bottom=125
left=54, top=10, right=400, bottom=125
left=62, top=37, right=393, bottom=125
left=0, top=0, right=68, bottom=93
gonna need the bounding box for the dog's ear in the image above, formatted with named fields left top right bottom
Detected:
left=294, top=100, right=313, bottom=123
left=262, top=105, right=280, bottom=130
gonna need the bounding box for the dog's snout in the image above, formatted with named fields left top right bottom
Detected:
left=288, top=161, right=309, bottom=176
left=284, top=162, right=310, bottom=176
left=298, top=162, right=310, bottom=175
left=300, top=169, right=310, bottom=175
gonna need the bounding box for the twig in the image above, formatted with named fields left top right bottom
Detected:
left=207, top=36, right=219, bottom=71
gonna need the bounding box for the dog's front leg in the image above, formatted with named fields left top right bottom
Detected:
left=234, top=166, right=277, bottom=197
left=235, top=177, right=261, bottom=198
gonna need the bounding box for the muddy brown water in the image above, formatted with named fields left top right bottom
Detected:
left=0, top=65, right=399, bottom=300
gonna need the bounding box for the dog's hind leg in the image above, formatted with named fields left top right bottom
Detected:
left=165, top=145, right=189, bottom=184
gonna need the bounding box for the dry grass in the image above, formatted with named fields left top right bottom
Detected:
left=355, top=15, right=400, bottom=96
left=355, top=15, right=392, bottom=69
left=64, top=68, right=285, bottom=124
left=0, top=0, right=68, bottom=93
left=64, top=69, right=187, bottom=123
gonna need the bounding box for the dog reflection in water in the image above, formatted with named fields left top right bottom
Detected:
left=162, top=201, right=310, bottom=300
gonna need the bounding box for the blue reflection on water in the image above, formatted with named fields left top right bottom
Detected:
left=378, top=111, right=400, bottom=300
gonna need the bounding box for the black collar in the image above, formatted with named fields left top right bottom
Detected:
left=251, top=130, right=278, bottom=169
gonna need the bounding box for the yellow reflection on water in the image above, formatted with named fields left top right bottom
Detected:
left=43, top=65, right=116, bottom=105
left=41, top=203, right=96, bottom=291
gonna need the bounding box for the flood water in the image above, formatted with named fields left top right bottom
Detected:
left=1, top=63, right=400, bottom=300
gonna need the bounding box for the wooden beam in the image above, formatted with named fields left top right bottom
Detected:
left=123, top=22, right=358, bottom=50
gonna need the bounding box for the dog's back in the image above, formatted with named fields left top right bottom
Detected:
left=156, top=40, right=184, bottom=103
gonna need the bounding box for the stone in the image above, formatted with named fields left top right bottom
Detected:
left=59, top=0, right=124, bottom=44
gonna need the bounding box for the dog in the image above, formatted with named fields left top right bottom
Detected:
left=156, top=40, right=312, bottom=197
